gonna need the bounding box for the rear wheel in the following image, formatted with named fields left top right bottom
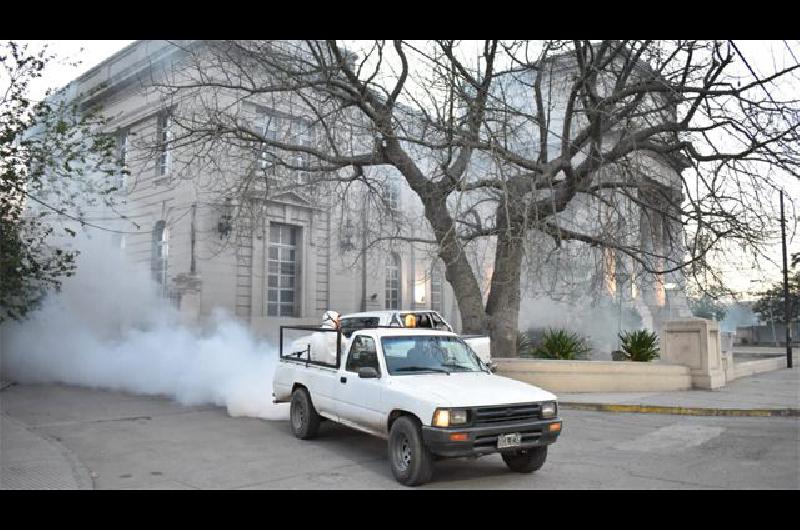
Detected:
left=290, top=387, right=321, bottom=440
left=388, top=416, right=434, bottom=486
left=502, top=445, right=548, bottom=473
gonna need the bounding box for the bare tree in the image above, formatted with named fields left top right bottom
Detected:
left=141, top=40, right=799, bottom=355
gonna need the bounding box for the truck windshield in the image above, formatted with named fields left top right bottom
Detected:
left=381, top=335, right=484, bottom=375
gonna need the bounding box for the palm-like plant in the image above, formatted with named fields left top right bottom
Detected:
left=618, top=330, right=660, bottom=362
left=533, top=329, right=591, bottom=360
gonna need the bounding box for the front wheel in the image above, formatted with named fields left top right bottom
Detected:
left=388, top=416, right=434, bottom=486
left=502, top=445, right=548, bottom=473
left=290, top=387, right=321, bottom=440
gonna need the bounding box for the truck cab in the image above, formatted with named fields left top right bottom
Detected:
left=273, top=327, right=561, bottom=486
left=339, top=310, right=493, bottom=365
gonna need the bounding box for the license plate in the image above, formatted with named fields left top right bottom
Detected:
left=497, top=433, right=522, bottom=449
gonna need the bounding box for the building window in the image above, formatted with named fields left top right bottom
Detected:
left=382, top=180, right=400, bottom=211
left=116, top=129, right=128, bottom=191
left=258, top=110, right=315, bottom=186
left=385, top=253, right=401, bottom=310
left=156, top=113, right=171, bottom=177
left=151, top=220, right=168, bottom=285
left=268, top=223, right=300, bottom=317
left=430, top=262, right=443, bottom=312
left=296, top=125, right=314, bottom=185
left=260, top=114, right=280, bottom=172
left=117, top=129, right=128, bottom=166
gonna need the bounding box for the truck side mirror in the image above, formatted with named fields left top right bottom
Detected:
left=358, top=367, right=380, bottom=379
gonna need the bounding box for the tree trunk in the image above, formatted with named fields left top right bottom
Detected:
left=424, top=195, right=487, bottom=335
left=484, top=208, right=524, bottom=357
left=382, top=137, right=487, bottom=335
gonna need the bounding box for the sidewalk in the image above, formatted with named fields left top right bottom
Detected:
left=558, top=366, right=800, bottom=417
left=0, top=411, right=93, bottom=490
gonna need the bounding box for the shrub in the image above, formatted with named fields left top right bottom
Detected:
left=532, top=328, right=591, bottom=360
left=618, top=330, right=660, bottom=362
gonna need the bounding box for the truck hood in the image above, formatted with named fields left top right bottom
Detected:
left=387, top=372, right=556, bottom=407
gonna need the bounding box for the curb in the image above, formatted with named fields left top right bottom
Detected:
left=560, top=402, right=800, bottom=417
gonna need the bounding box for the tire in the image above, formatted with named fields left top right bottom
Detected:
left=501, top=445, right=548, bottom=473
left=290, top=387, right=321, bottom=440
left=388, top=416, right=435, bottom=486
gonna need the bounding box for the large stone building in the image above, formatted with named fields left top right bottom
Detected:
left=56, top=40, right=691, bottom=347
left=53, top=40, right=461, bottom=345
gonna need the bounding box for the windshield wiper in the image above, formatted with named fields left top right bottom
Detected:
left=439, top=362, right=477, bottom=372
left=394, top=366, right=451, bottom=375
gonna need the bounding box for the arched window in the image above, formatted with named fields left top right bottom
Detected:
left=267, top=223, right=301, bottom=317
left=151, top=220, right=168, bottom=285
left=382, top=180, right=400, bottom=211
left=385, top=253, right=401, bottom=310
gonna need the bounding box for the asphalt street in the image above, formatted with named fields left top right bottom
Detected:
left=2, top=383, right=798, bottom=489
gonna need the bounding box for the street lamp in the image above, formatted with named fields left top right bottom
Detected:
left=664, top=282, right=678, bottom=320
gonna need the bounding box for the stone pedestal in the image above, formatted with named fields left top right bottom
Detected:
left=661, top=319, right=726, bottom=389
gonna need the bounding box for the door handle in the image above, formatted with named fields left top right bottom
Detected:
left=340, top=376, right=347, bottom=384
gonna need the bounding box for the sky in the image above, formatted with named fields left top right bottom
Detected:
left=13, top=39, right=800, bottom=299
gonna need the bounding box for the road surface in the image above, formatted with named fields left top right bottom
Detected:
left=1, top=383, right=797, bottom=489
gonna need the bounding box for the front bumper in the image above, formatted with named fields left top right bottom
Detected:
left=422, top=417, right=562, bottom=458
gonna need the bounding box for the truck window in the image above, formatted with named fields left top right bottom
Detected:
left=340, top=317, right=380, bottom=338
left=414, top=313, right=433, bottom=328
left=345, top=336, right=380, bottom=374
left=430, top=313, right=453, bottom=331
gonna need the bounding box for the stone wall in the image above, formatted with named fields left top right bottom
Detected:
left=494, top=358, right=692, bottom=393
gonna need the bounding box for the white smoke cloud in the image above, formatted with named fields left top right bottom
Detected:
left=0, top=231, right=289, bottom=420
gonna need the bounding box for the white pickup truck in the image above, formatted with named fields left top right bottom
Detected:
left=273, top=326, right=562, bottom=486
left=339, top=310, right=492, bottom=365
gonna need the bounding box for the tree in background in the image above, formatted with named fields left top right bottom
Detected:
left=133, top=40, right=799, bottom=355
left=689, top=293, right=728, bottom=321
left=752, top=252, right=799, bottom=323
left=0, top=42, right=123, bottom=322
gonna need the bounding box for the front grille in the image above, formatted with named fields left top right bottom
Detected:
left=473, top=403, right=541, bottom=426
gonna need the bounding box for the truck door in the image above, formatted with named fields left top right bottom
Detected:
left=335, top=335, right=384, bottom=431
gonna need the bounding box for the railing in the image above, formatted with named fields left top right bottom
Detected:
left=279, top=326, right=342, bottom=369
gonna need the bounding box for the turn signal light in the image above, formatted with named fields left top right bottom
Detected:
left=449, top=433, right=469, bottom=442
left=433, top=409, right=450, bottom=427
left=549, top=422, right=562, bottom=433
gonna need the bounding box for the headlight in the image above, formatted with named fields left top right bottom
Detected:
left=432, top=408, right=469, bottom=427
left=541, top=401, right=557, bottom=419
left=450, top=409, right=468, bottom=424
